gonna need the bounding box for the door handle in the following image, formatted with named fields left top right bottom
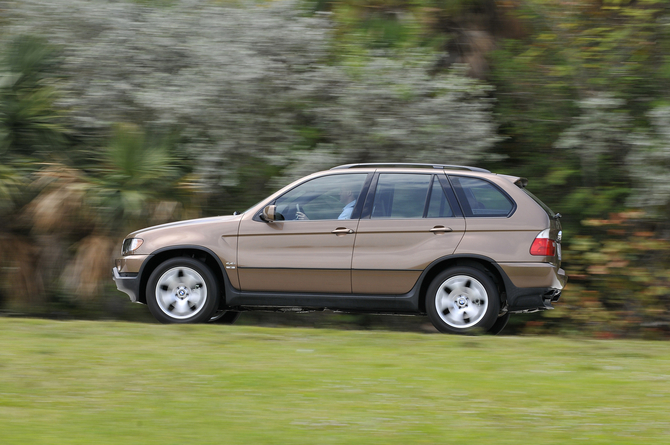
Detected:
left=332, top=228, right=354, bottom=234
left=429, top=226, right=453, bottom=233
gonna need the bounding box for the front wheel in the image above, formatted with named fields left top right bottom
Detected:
left=146, top=257, right=220, bottom=324
left=426, top=266, right=500, bottom=334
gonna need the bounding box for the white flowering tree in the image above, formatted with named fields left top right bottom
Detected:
left=6, top=0, right=499, bottom=196
left=627, top=106, right=670, bottom=217
left=554, top=94, right=632, bottom=188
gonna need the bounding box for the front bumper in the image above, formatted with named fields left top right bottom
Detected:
left=112, top=267, right=141, bottom=303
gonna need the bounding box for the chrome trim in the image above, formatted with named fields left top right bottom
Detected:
left=112, top=267, right=139, bottom=303
left=330, top=163, right=490, bottom=173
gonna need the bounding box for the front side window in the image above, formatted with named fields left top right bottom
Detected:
left=371, top=174, right=432, bottom=219
left=450, top=176, right=514, bottom=217
left=274, top=174, right=367, bottom=221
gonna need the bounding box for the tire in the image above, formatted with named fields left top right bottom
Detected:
left=209, top=310, right=241, bottom=325
left=426, top=266, right=500, bottom=334
left=487, top=312, right=510, bottom=335
left=146, top=257, right=220, bottom=324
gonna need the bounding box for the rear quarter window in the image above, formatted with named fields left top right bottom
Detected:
left=449, top=176, right=514, bottom=217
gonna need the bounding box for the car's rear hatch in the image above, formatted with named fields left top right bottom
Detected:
left=514, top=179, right=562, bottom=267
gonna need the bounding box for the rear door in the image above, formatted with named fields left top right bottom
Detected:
left=351, top=173, right=466, bottom=294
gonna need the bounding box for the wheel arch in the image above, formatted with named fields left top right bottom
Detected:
left=138, top=245, right=229, bottom=305
left=417, top=254, right=508, bottom=313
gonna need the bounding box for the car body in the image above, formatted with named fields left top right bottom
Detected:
left=112, top=163, right=567, bottom=334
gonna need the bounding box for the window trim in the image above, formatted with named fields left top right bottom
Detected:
left=436, top=174, right=464, bottom=218
left=421, top=176, right=436, bottom=218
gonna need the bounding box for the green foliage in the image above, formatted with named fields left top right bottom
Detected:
left=129, top=0, right=176, bottom=6
left=488, top=0, right=670, bottom=268
left=626, top=106, right=670, bottom=220
left=548, top=212, right=670, bottom=338
left=0, top=35, right=66, bottom=158
left=86, top=124, right=195, bottom=232
left=0, top=163, right=25, bottom=215
left=100, top=124, right=182, bottom=193
left=490, top=0, right=670, bottom=157
left=317, top=0, right=504, bottom=57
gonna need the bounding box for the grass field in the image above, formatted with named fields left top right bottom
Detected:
left=1, top=318, right=669, bottom=444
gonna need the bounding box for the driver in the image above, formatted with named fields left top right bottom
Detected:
left=296, top=187, right=357, bottom=220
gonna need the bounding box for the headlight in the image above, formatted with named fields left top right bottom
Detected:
left=122, top=238, right=144, bottom=256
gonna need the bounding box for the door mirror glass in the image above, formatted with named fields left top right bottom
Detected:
left=261, top=205, right=279, bottom=222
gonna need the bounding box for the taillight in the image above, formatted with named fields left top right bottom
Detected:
left=530, top=229, right=556, bottom=256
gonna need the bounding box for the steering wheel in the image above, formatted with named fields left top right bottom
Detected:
left=295, top=203, right=307, bottom=220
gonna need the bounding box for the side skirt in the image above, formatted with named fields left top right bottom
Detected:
left=224, top=285, right=421, bottom=314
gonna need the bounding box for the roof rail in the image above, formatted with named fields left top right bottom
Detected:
left=330, top=163, right=491, bottom=173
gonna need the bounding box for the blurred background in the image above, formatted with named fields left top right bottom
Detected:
left=1, top=0, right=669, bottom=337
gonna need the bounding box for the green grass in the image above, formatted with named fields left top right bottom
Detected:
left=1, top=318, right=669, bottom=444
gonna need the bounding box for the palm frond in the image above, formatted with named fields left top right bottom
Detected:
left=0, top=233, right=45, bottom=308
left=60, top=235, right=115, bottom=300
left=23, top=163, right=91, bottom=234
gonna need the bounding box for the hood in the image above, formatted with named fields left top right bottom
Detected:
left=128, top=214, right=241, bottom=238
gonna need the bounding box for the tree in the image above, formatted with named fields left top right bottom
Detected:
left=0, top=35, right=66, bottom=158
left=0, top=36, right=67, bottom=309
left=5, top=0, right=501, bottom=213
left=627, top=106, right=670, bottom=223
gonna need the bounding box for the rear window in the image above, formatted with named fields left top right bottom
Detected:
left=521, top=188, right=556, bottom=218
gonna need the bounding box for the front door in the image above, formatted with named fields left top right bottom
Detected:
left=237, top=173, right=369, bottom=294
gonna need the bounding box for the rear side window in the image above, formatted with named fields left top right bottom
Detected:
left=450, top=176, right=514, bottom=217
left=372, top=174, right=431, bottom=219
left=426, top=179, right=454, bottom=218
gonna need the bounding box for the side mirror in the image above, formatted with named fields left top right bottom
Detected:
left=261, top=205, right=277, bottom=222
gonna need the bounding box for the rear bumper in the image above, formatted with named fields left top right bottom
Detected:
left=499, top=262, right=567, bottom=289
left=506, top=287, right=562, bottom=313
left=498, top=263, right=567, bottom=313
left=112, top=267, right=141, bottom=303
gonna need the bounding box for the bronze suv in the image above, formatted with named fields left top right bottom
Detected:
left=113, top=163, right=567, bottom=334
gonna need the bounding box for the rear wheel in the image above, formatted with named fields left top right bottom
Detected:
left=426, top=266, right=500, bottom=334
left=209, top=310, right=241, bottom=325
left=146, top=257, right=220, bottom=324
left=487, top=312, right=510, bottom=335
